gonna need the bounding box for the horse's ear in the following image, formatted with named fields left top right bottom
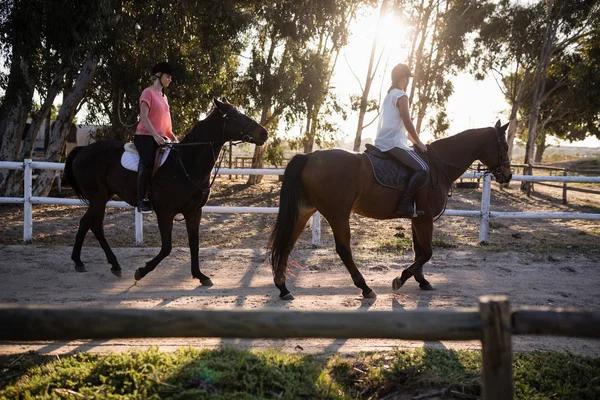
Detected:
left=213, top=97, right=223, bottom=107
left=221, top=96, right=230, bottom=104
left=494, top=120, right=501, bottom=129
left=501, top=122, right=509, bottom=134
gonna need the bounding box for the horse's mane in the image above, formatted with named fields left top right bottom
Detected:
left=431, top=128, right=485, bottom=147
left=180, top=102, right=238, bottom=143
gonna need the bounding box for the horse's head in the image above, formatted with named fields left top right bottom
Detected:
left=213, top=98, right=268, bottom=145
left=480, top=120, right=512, bottom=184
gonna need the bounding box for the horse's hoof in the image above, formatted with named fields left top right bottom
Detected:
left=363, top=290, right=377, bottom=299
left=200, top=278, right=214, bottom=287
left=75, top=265, right=87, bottom=273
left=111, top=268, right=122, bottom=278
left=134, top=269, right=143, bottom=281
left=420, top=283, right=435, bottom=291
left=392, top=277, right=405, bottom=292
left=280, top=293, right=294, bottom=300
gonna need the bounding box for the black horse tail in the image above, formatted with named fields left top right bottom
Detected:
left=269, top=153, right=310, bottom=278
left=64, top=146, right=89, bottom=204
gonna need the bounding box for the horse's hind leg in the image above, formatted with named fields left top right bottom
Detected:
left=88, top=202, right=121, bottom=277
left=325, top=212, right=375, bottom=298
left=274, top=208, right=315, bottom=300
left=134, top=211, right=173, bottom=281
left=72, top=208, right=92, bottom=272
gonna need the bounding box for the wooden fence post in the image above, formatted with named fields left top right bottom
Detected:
left=479, top=295, right=513, bottom=400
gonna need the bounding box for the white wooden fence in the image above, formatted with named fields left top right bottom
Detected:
left=0, top=159, right=599, bottom=245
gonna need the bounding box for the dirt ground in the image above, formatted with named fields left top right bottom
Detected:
left=0, top=175, right=599, bottom=357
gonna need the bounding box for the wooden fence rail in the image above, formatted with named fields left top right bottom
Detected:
left=1, top=296, right=599, bottom=400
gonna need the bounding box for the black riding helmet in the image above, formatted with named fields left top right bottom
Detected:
left=151, top=62, right=173, bottom=93
left=152, top=62, right=173, bottom=76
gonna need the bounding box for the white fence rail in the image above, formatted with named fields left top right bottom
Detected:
left=1, top=159, right=599, bottom=245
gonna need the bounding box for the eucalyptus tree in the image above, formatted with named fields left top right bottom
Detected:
left=83, top=0, right=255, bottom=142
left=522, top=32, right=600, bottom=162
left=0, top=0, right=115, bottom=196
left=296, top=0, right=362, bottom=154
left=392, top=0, right=493, bottom=139
left=472, top=0, right=545, bottom=159
left=352, top=0, right=387, bottom=152
left=521, top=0, right=598, bottom=172
left=238, top=0, right=355, bottom=184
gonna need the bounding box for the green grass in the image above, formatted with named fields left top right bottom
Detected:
left=1, top=348, right=599, bottom=399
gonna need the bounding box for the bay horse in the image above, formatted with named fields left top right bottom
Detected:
left=64, top=98, right=268, bottom=284
left=269, top=121, right=512, bottom=299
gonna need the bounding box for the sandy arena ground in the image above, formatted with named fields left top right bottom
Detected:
left=0, top=177, right=598, bottom=356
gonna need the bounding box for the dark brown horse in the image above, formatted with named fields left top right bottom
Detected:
left=64, top=98, right=268, bottom=284
left=269, top=121, right=512, bottom=299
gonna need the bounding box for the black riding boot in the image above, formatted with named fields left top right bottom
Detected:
left=136, top=164, right=153, bottom=214
left=396, top=175, right=422, bottom=216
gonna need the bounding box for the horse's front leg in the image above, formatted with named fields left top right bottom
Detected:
left=393, top=218, right=434, bottom=291
left=184, top=208, right=213, bottom=286
left=134, top=211, right=173, bottom=281
left=326, top=213, right=375, bottom=298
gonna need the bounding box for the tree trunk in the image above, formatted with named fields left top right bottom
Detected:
left=522, top=6, right=557, bottom=191
left=247, top=105, right=271, bottom=185
left=353, top=0, right=388, bottom=152
left=2, top=67, right=68, bottom=196
left=33, top=53, right=99, bottom=197
left=408, top=0, right=434, bottom=108
left=534, top=131, right=547, bottom=163
left=302, top=107, right=314, bottom=154
left=0, top=53, right=35, bottom=195
left=506, top=74, right=528, bottom=161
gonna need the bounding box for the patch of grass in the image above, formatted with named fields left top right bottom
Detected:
left=489, top=221, right=506, bottom=230
left=513, top=351, right=600, bottom=400
left=0, top=348, right=600, bottom=400
left=375, top=235, right=413, bottom=254
left=1, top=348, right=599, bottom=399
left=432, top=239, right=458, bottom=249
left=0, top=347, right=343, bottom=400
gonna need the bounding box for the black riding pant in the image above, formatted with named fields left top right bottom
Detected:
left=134, top=135, right=158, bottom=169
left=385, top=147, right=429, bottom=191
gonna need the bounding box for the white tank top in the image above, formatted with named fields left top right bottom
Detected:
left=374, top=88, right=410, bottom=152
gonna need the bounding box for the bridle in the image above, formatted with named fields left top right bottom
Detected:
left=488, top=126, right=511, bottom=178
left=165, top=104, right=263, bottom=193
left=217, top=104, right=261, bottom=145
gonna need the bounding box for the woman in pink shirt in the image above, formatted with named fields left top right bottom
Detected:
left=134, top=62, right=178, bottom=213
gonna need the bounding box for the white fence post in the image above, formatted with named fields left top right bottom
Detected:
left=23, top=159, right=33, bottom=244
left=311, top=212, right=321, bottom=248
left=479, top=173, right=492, bottom=244
left=135, top=209, right=143, bottom=246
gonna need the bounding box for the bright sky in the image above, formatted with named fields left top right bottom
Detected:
left=330, top=6, right=600, bottom=149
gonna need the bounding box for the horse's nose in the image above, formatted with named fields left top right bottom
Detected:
left=260, top=128, right=268, bottom=142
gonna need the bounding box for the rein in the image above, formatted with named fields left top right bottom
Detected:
left=164, top=105, right=259, bottom=193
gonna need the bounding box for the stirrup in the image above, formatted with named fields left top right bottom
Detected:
left=396, top=202, right=415, bottom=216
left=137, top=199, right=153, bottom=214
left=412, top=200, right=424, bottom=218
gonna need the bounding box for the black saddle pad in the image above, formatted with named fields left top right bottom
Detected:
left=364, top=144, right=429, bottom=191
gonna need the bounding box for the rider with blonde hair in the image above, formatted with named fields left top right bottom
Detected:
left=134, top=62, right=178, bottom=214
